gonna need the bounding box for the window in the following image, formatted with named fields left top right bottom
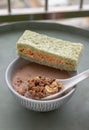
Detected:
left=0, top=0, right=89, bottom=22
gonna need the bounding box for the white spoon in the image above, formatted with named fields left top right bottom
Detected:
left=42, top=69, right=89, bottom=100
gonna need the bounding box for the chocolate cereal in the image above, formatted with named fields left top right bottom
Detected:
left=13, top=76, right=63, bottom=100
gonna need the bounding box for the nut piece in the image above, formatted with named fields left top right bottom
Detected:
left=51, top=81, right=58, bottom=87
left=45, top=85, right=58, bottom=94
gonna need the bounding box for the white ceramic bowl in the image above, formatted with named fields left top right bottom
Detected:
left=5, top=57, right=76, bottom=112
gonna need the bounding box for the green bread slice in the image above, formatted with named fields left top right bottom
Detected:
left=16, top=30, right=83, bottom=71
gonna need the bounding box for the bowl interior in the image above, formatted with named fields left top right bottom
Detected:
left=5, top=57, right=76, bottom=102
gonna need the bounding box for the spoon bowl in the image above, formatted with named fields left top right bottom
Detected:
left=43, top=69, right=89, bottom=100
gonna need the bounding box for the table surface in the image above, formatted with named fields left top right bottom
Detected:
left=0, top=21, right=89, bottom=130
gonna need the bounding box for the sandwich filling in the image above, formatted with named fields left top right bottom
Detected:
left=19, top=48, right=74, bottom=67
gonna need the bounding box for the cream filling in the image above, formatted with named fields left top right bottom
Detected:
left=19, top=48, right=73, bottom=67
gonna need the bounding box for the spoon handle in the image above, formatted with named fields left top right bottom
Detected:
left=42, top=69, right=89, bottom=100
left=55, top=69, right=89, bottom=98
left=64, top=69, right=89, bottom=89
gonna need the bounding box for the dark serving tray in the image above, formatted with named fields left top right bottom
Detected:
left=0, top=21, right=89, bottom=130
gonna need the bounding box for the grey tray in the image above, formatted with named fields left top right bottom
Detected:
left=0, top=21, right=89, bottom=130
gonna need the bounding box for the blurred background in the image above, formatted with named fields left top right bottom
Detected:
left=0, top=0, right=89, bottom=30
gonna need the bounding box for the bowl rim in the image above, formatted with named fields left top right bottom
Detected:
left=5, top=57, right=76, bottom=103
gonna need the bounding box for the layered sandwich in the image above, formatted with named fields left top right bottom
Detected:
left=16, top=30, right=83, bottom=71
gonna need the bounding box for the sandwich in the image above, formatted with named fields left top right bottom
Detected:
left=16, top=30, right=83, bottom=71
